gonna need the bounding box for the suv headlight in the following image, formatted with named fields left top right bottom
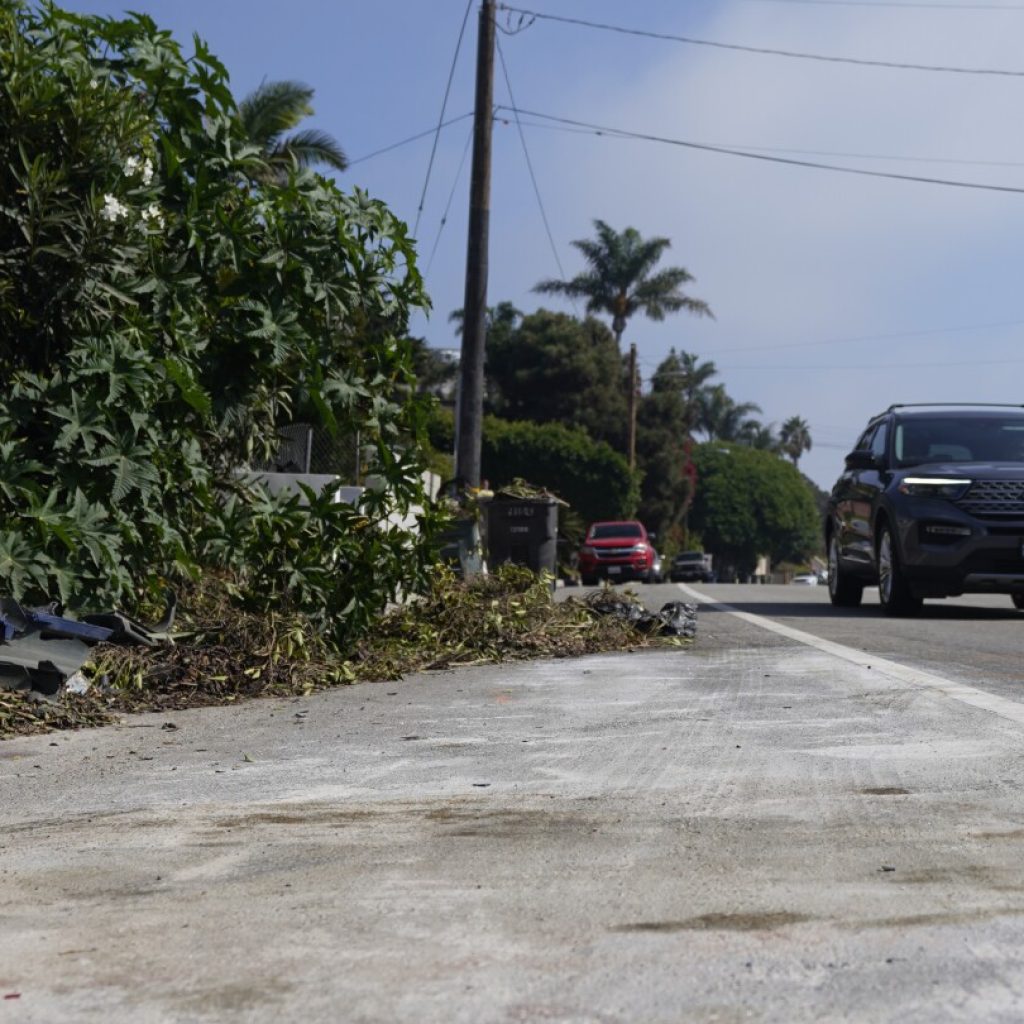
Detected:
left=581, top=545, right=596, bottom=557
left=898, top=476, right=971, bottom=499
left=631, top=543, right=648, bottom=553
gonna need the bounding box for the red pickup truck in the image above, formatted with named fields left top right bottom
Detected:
left=578, top=520, right=656, bottom=585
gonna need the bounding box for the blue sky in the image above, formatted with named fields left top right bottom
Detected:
left=58, top=0, right=1024, bottom=489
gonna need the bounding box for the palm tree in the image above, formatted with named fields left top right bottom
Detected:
left=697, top=385, right=763, bottom=442
left=238, top=80, right=348, bottom=183
left=738, top=420, right=778, bottom=451
left=534, top=220, right=712, bottom=348
left=779, top=415, right=813, bottom=466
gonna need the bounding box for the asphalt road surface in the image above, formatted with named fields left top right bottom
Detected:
left=4, top=583, right=1024, bottom=1023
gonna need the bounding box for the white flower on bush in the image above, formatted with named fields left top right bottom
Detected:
left=100, top=193, right=129, bottom=222
left=123, top=155, right=154, bottom=185
left=143, top=203, right=164, bottom=228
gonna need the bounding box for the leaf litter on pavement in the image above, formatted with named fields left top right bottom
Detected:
left=0, top=565, right=693, bottom=739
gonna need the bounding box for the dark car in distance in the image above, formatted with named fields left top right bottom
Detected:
left=669, top=551, right=714, bottom=583
left=825, top=403, right=1024, bottom=615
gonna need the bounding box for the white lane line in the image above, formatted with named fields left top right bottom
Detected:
left=676, top=584, right=1024, bottom=728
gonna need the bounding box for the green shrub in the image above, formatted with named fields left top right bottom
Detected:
left=0, top=2, right=441, bottom=643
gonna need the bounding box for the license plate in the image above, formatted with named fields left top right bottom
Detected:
left=607, top=565, right=622, bottom=574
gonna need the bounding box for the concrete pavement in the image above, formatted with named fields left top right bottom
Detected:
left=4, top=589, right=1024, bottom=1022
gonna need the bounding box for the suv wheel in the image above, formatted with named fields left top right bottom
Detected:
left=827, top=534, right=863, bottom=608
left=877, top=525, right=922, bottom=617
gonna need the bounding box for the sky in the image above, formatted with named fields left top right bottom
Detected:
left=56, top=0, right=1024, bottom=490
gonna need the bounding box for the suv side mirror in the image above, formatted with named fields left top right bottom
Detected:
left=844, top=449, right=881, bottom=470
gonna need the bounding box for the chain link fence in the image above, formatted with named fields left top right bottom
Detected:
left=249, top=424, right=361, bottom=481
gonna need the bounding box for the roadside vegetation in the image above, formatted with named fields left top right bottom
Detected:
left=0, top=567, right=682, bottom=739
left=1, top=3, right=819, bottom=740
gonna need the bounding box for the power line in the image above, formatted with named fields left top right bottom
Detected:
left=349, top=112, right=474, bottom=166
left=413, top=0, right=475, bottom=238
left=495, top=106, right=1024, bottom=194
left=425, top=124, right=475, bottom=278
left=496, top=4, right=1024, bottom=76
left=494, top=36, right=570, bottom=288
left=510, top=118, right=1024, bottom=170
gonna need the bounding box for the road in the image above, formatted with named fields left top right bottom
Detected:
left=4, top=583, right=1024, bottom=1022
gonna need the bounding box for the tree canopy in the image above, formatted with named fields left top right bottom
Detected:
left=484, top=309, right=627, bottom=451
left=238, top=79, right=348, bottom=183
left=534, top=220, right=712, bottom=346
left=688, top=443, right=820, bottom=576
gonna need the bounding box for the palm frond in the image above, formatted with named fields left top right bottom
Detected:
left=238, top=80, right=314, bottom=148
left=272, top=128, right=348, bottom=172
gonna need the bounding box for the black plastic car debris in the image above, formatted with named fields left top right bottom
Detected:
left=584, top=590, right=697, bottom=638
left=0, top=594, right=176, bottom=698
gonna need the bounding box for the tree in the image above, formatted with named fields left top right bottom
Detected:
left=696, top=386, right=763, bottom=442
left=688, top=443, right=819, bottom=577
left=426, top=409, right=637, bottom=524
left=534, top=219, right=712, bottom=348
left=484, top=309, right=628, bottom=450
left=408, top=337, right=458, bottom=401
left=0, top=2, right=438, bottom=644
left=238, top=79, right=348, bottom=183
left=636, top=350, right=712, bottom=540
left=674, top=351, right=719, bottom=431
left=738, top=420, right=778, bottom=451
left=779, top=415, right=813, bottom=467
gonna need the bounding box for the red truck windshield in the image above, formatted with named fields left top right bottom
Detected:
left=589, top=523, right=643, bottom=540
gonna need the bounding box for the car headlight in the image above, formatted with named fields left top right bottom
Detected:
left=898, top=476, right=972, bottom=500
left=631, top=543, right=648, bottom=553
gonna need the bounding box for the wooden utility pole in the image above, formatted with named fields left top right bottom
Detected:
left=455, top=0, right=496, bottom=488
left=627, top=342, right=638, bottom=470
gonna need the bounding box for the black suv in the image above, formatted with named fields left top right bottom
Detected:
left=826, top=404, right=1024, bottom=615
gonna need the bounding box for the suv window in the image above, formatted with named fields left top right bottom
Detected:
left=870, top=421, right=888, bottom=462
left=893, top=416, right=1024, bottom=466
left=855, top=424, right=877, bottom=452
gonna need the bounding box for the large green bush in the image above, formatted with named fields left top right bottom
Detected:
left=0, top=2, right=441, bottom=643
left=688, top=443, right=819, bottom=575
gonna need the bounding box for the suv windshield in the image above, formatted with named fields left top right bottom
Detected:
left=894, top=416, right=1024, bottom=467
left=590, top=523, right=642, bottom=539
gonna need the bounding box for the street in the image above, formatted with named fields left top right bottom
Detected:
left=4, top=584, right=1024, bottom=1022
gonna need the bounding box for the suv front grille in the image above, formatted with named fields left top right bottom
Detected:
left=956, top=480, right=1024, bottom=519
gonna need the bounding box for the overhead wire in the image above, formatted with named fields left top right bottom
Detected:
left=413, top=0, right=475, bottom=238
left=495, top=106, right=1024, bottom=195
left=494, top=35, right=571, bottom=290
left=349, top=112, right=473, bottom=166
left=424, top=124, right=475, bottom=278
left=508, top=118, right=1024, bottom=170
left=496, top=4, right=1024, bottom=76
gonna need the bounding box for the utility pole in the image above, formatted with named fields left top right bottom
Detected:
left=455, top=0, right=495, bottom=489
left=627, top=341, right=638, bottom=470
